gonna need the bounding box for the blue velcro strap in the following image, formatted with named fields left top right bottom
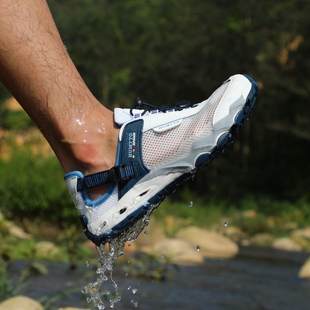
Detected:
left=76, top=164, right=138, bottom=191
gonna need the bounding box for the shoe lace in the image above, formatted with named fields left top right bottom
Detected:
left=130, top=97, right=192, bottom=116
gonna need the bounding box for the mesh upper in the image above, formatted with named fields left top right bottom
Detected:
left=142, top=81, right=229, bottom=170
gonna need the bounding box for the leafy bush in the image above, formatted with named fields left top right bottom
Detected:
left=239, top=196, right=310, bottom=227
left=0, top=148, right=77, bottom=225
left=232, top=213, right=271, bottom=236
left=0, top=108, right=35, bottom=131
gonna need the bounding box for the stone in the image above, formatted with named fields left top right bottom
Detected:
left=134, top=219, right=166, bottom=253
left=176, top=226, right=239, bottom=258
left=298, top=258, right=310, bottom=278
left=0, top=296, right=43, bottom=310
left=242, top=210, right=257, bottom=218
left=223, top=226, right=244, bottom=238
left=272, top=237, right=302, bottom=252
left=153, top=238, right=204, bottom=265
left=35, top=241, right=59, bottom=257
left=5, top=220, right=32, bottom=240
left=250, top=233, right=274, bottom=246
left=292, top=227, right=310, bottom=239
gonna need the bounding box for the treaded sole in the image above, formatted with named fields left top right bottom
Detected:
left=83, top=74, right=258, bottom=245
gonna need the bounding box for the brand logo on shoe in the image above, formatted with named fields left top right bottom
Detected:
left=153, top=119, right=183, bottom=132
left=128, top=132, right=136, bottom=158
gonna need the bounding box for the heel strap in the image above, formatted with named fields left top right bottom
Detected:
left=76, top=164, right=139, bottom=191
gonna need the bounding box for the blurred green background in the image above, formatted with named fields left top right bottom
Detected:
left=1, top=0, right=310, bottom=227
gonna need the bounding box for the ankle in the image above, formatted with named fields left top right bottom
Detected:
left=55, top=107, right=120, bottom=175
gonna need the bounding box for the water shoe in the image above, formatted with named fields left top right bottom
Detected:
left=64, top=74, right=258, bottom=245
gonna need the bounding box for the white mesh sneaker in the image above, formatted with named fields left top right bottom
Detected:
left=65, top=74, right=258, bottom=245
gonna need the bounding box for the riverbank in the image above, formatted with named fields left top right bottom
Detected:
left=2, top=246, right=310, bottom=310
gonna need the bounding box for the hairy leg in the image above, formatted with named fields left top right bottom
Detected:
left=0, top=0, right=119, bottom=183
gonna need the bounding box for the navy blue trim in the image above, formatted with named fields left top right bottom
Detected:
left=117, top=119, right=150, bottom=198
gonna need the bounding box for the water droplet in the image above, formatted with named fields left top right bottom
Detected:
left=97, top=303, right=105, bottom=310
left=144, top=231, right=148, bottom=235
left=224, top=221, right=228, bottom=227
left=85, top=260, right=90, bottom=267
left=131, top=300, right=138, bottom=307
left=96, top=268, right=104, bottom=274
left=188, top=201, right=193, bottom=208
left=80, top=208, right=153, bottom=309
left=196, top=245, right=200, bottom=251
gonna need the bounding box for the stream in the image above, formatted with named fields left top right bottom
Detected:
left=6, top=246, right=310, bottom=310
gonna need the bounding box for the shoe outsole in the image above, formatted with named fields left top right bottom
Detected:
left=81, top=74, right=258, bottom=245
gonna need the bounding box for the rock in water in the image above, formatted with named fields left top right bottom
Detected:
left=0, top=296, right=43, bottom=310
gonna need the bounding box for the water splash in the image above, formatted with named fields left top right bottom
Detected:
left=82, top=206, right=155, bottom=309
left=131, top=300, right=138, bottom=307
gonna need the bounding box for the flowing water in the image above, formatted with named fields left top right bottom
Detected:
left=81, top=208, right=156, bottom=309
left=7, top=246, right=310, bottom=309
left=4, top=205, right=310, bottom=309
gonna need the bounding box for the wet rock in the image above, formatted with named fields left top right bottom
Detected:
left=292, top=227, right=310, bottom=239
left=222, top=226, right=244, bottom=238
left=0, top=215, right=31, bottom=240
left=8, top=223, right=32, bottom=239
left=176, top=226, right=239, bottom=258
left=298, top=257, right=310, bottom=278
left=153, top=238, right=204, bottom=265
left=0, top=296, right=43, bottom=310
left=272, top=237, right=302, bottom=252
left=134, top=219, right=166, bottom=253
left=250, top=233, right=274, bottom=246
left=242, top=210, right=257, bottom=218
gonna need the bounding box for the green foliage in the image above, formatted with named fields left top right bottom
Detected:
left=0, top=147, right=76, bottom=225
left=154, top=186, right=235, bottom=229
left=0, top=84, right=10, bottom=103
left=1, top=0, right=309, bottom=245
left=0, top=108, right=35, bottom=131
left=57, top=224, right=93, bottom=269
left=119, top=252, right=178, bottom=281
left=232, top=213, right=271, bottom=236
left=0, top=259, right=37, bottom=302
left=47, top=0, right=310, bottom=203
left=239, top=196, right=310, bottom=226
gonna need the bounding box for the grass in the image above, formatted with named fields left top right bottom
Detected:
left=152, top=187, right=310, bottom=241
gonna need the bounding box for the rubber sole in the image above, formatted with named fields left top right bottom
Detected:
left=82, top=74, right=258, bottom=245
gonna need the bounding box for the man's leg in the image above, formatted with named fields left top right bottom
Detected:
left=0, top=0, right=119, bottom=185
left=0, top=0, right=258, bottom=245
